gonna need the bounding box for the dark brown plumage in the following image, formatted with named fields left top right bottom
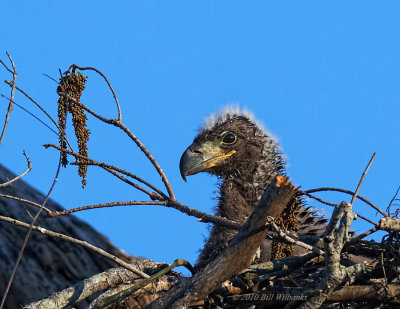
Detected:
left=180, top=107, right=326, bottom=270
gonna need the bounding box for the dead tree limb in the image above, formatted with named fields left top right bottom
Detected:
left=25, top=260, right=166, bottom=309
left=299, top=201, right=358, bottom=309
left=378, top=217, right=400, bottom=232
left=90, top=259, right=192, bottom=309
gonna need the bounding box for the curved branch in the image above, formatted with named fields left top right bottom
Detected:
left=117, top=121, right=176, bottom=200
left=0, top=193, right=47, bottom=212
left=298, top=189, right=377, bottom=226
left=69, top=65, right=122, bottom=122
left=304, top=187, right=386, bottom=217
left=0, top=151, right=31, bottom=187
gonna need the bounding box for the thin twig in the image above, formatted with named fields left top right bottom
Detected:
left=49, top=201, right=168, bottom=217
left=72, top=160, right=166, bottom=198
left=168, top=199, right=241, bottom=229
left=304, top=187, right=386, bottom=217
left=0, top=93, right=58, bottom=135
left=387, top=185, right=400, bottom=216
left=0, top=52, right=17, bottom=146
left=0, top=151, right=31, bottom=187
left=69, top=65, right=122, bottom=122
left=45, top=143, right=165, bottom=198
left=355, top=213, right=377, bottom=225
left=4, top=81, right=59, bottom=129
left=76, top=162, right=158, bottom=198
left=118, top=121, right=176, bottom=200
left=0, top=215, right=149, bottom=279
left=3, top=80, right=74, bottom=152
left=0, top=194, right=48, bottom=212
left=299, top=190, right=338, bottom=207
left=0, top=57, right=12, bottom=73
left=298, top=189, right=377, bottom=225
left=350, top=153, right=376, bottom=206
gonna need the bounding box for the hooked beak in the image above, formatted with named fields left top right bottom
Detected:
left=179, top=142, right=236, bottom=181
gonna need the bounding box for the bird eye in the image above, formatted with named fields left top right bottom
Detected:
left=221, top=132, right=237, bottom=145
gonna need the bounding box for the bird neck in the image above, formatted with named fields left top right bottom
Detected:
left=216, top=134, right=284, bottom=223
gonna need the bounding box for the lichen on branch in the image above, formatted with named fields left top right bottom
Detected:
left=57, top=70, right=90, bottom=187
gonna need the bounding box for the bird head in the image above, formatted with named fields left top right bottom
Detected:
left=180, top=108, right=281, bottom=181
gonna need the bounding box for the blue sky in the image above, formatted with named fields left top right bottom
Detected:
left=1, top=1, right=400, bottom=270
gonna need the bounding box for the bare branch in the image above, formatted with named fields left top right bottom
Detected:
left=0, top=51, right=17, bottom=146
left=69, top=65, right=122, bottom=122
left=91, top=259, right=191, bottom=308
left=49, top=200, right=168, bottom=217
left=3, top=80, right=75, bottom=152
left=45, top=143, right=165, bottom=198
left=350, top=152, right=376, bottom=205
left=304, top=187, right=386, bottom=217
left=0, top=57, right=12, bottom=73
left=167, top=199, right=241, bottom=229
left=299, top=188, right=378, bottom=225
left=25, top=260, right=164, bottom=309
left=72, top=160, right=166, bottom=198
left=0, top=193, right=46, bottom=211
left=299, top=190, right=338, bottom=207
left=0, top=151, right=31, bottom=187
